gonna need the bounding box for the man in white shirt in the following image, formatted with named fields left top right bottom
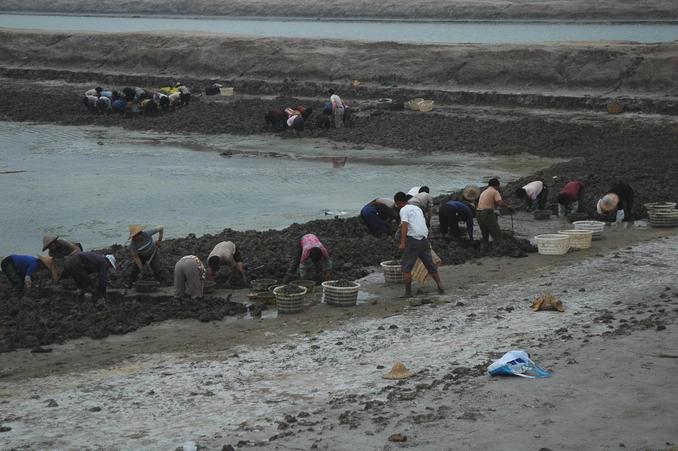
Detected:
left=515, top=180, right=548, bottom=210
left=329, top=89, right=345, bottom=128
left=394, top=192, right=445, bottom=298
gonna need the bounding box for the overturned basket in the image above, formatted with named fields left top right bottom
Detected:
left=535, top=234, right=571, bottom=255
left=573, top=220, right=606, bottom=240
left=380, top=260, right=403, bottom=284
left=272, top=285, right=307, bottom=314
left=407, top=98, right=424, bottom=111
left=558, top=229, right=593, bottom=250
left=322, top=280, right=360, bottom=307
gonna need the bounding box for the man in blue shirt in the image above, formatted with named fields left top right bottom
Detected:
left=439, top=200, right=475, bottom=241
left=1, top=255, right=60, bottom=292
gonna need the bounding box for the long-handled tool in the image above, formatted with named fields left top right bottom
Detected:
left=141, top=247, right=158, bottom=278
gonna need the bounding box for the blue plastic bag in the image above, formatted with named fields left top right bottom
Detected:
left=487, top=350, right=551, bottom=379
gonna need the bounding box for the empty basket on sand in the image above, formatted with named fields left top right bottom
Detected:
left=322, top=280, right=360, bottom=307
left=573, top=220, right=606, bottom=240
left=535, top=234, right=570, bottom=255
left=557, top=229, right=593, bottom=249
left=381, top=260, right=403, bottom=284
left=645, top=202, right=678, bottom=228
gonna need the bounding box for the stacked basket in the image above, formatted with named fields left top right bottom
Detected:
left=645, top=202, right=678, bottom=228
left=380, top=260, right=403, bottom=284
left=573, top=220, right=606, bottom=240
left=535, top=234, right=571, bottom=255
left=557, top=229, right=594, bottom=250
left=322, top=280, right=360, bottom=307
left=273, top=285, right=307, bottom=313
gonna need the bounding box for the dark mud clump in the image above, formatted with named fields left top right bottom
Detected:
left=276, top=284, right=306, bottom=295
left=0, top=285, right=247, bottom=353
left=326, top=279, right=357, bottom=287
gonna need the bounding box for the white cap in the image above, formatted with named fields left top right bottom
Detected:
left=105, top=254, right=116, bottom=270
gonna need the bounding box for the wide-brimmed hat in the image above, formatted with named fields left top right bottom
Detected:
left=37, top=255, right=60, bottom=282
left=462, top=185, right=481, bottom=201
left=531, top=292, right=565, bottom=312
left=128, top=224, right=143, bottom=239
left=42, top=235, right=58, bottom=251
left=383, top=361, right=416, bottom=380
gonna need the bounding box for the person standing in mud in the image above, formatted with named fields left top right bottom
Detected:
left=206, top=241, right=248, bottom=287
left=128, top=224, right=164, bottom=286
left=63, top=252, right=116, bottom=299
left=515, top=180, right=548, bottom=211
left=476, top=178, right=511, bottom=248
left=1, top=254, right=60, bottom=293
left=407, top=186, right=434, bottom=226
left=597, top=183, right=635, bottom=223
left=439, top=200, right=475, bottom=241
left=394, top=191, right=445, bottom=298
left=557, top=180, right=585, bottom=217
left=360, top=197, right=399, bottom=237
left=328, top=89, right=346, bottom=129
left=283, top=233, right=333, bottom=283
left=174, top=255, right=205, bottom=300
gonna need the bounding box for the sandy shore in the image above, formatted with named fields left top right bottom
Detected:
left=2, top=0, right=678, bottom=21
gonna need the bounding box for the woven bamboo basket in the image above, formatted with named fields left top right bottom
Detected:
left=644, top=202, right=677, bottom=211
left=573, top=220, right=606, bottom=240
left=558, top=229, right=593, bottom=250
left=250, top=278, right=278, bottom=292
left=535, top=234, right=571, bottom=255
left=380, top=260, right=403, bottom=284
left=272, top=285, right=307, bottom=313
left=648, top=210, right=678, bottom=228
left=407, top=98, right=424, bottom=111
left=418, top=100, right=434, bottom=112
left=322, top=280, right=360, bottom=307
left=290, top=279, right=316, bottom=294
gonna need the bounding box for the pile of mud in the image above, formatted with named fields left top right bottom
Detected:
left=0, top=286, right=248, bottom=353
left=101, top=216, right=536, bottom=288
left=0, top=216, right=534, bottom=351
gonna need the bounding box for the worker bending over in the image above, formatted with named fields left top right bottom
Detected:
left=361, top=198, right=399, bottom=237
left=439, top=200, right=475, bottom=241
left=207, top=241, right=248, bottom=286
left=557, top=180, right=585, bottom=217
left=283, top=233, right=333, bottom=283
left=128, top=224, right=164, bottom=285
left=64, top=252, right=116, bottom=298
left=597, top=183, right=635, bottom=223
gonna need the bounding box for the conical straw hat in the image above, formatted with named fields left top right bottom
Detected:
left=383, top=361, right=416, bottom=380
left=462, top=185, right=481, bottom=201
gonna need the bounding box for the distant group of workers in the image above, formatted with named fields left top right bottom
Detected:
left=82, top=83, right=191, bottom=115
left=360, top=179, right=636, bottom=250
left=265, top=89, right=351, bottom=132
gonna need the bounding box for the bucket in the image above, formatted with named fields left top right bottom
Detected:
left=322, top=280, right=360, bottom=307
left=380, top=260, right=403, bottom=284
left=272, top=285, right=307, bottom=313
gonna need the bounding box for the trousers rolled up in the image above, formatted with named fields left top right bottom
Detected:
left=477, top=210, right=502, bottom=243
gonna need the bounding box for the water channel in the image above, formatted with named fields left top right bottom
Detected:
left=0, top=121, right=558, bottom=254
left=1, top=14, right=677, bottom=44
